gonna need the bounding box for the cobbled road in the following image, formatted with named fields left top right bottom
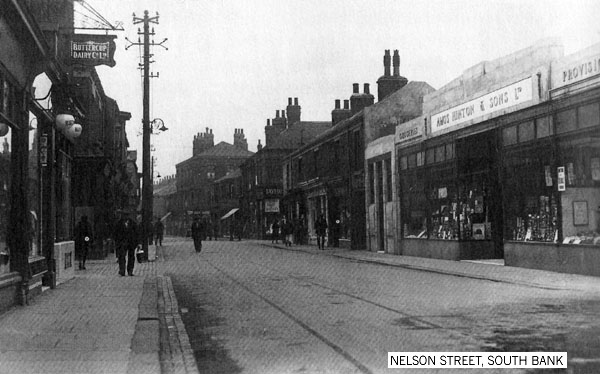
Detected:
left=158, top=237, right=600, bottom=374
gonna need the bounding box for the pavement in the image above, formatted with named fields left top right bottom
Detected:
left=0, top=240, right=198, bottom=374
left=0, top=236, right=599, bottom=374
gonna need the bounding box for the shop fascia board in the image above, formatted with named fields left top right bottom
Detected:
left=425, top=72, right=549, bottom=139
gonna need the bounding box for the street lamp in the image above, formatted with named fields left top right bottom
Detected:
left=151, top=118, right=168, bottom=133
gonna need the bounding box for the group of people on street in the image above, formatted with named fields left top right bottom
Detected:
left=268, top=214, right=339, bottom=250
left=269, top=217, right=294, bottom=246
left=74, top=211, right=166, bottom=277
left=74, top=208, right=343, bottom=277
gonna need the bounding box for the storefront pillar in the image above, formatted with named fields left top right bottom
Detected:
left=8, top=109, right=31, bottom=305
left=41, top=121, right=56, bottom=288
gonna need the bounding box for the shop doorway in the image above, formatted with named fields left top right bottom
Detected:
left=456, top=130, right=504, bottom=259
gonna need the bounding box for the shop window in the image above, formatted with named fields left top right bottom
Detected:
left=385, top=158, right=392, bottom=202
left=518, top=121, right=535, bottom=143
left=435, top=145, right=446, bottom=163
left=502, top=125, right=518, bottom=146
left=446, top=143, right=455, bottom=160
left=555, top=108, right=577, bottom=134
left=368, top=162, right=375, bottom=204
left=400, top=170, right=428, bottom=238
left=536, top=116, right=552, bottom=138
left=416, top=151, right=424, bottom=167
left=503, top=150, right=558, bottom=242
left=577, top=102, right=600, bottom=129
left=399, top=155, right=408, bottom=171
left=407, top=153, right=417, bottom=169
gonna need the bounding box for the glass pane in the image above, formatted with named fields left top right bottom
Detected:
left=518, top=121, right=535, bottom=143
left=435, top=146, right=446, bottom=163
left=502, top=125, right=518, bottom=146
left=536, top=116, right=552, bottom=138
left=426, top=148, right=435, bottom=164
left=578, top=103, right=600, bottom=129
left=555, top=108, right=577, bottom=134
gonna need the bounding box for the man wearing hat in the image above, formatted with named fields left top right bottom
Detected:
left=114, top=210, right=140, bottom=276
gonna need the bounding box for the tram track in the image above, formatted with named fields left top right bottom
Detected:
left=187, top=242, right=479, bottom=373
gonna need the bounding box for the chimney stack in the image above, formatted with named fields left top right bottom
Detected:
left=350, top=83, right=374, bottom=114
left=233, top=128, right=248, bottom=151
left=377, top=49, right=408, bottom=101
left=287, top=97, right=301, bottom=125
left=332, top=98, right=352, bottom=125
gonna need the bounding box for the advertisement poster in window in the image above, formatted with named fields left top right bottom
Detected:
left=264, top=199, right=280, bottom=213
left=573, top=201, right=588, bottom=226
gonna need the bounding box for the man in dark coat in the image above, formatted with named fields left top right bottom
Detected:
left=315, top=214, right=328, bottom=250
left=154, top=218, right=164, bottom=246
left=191, top=216, right=206, bottom=252
left=114, top=211, right=140, bottom=276
left=74, top=215, right=93, bottom=270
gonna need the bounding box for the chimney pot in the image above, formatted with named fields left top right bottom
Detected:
left=384, top=49, right=391, bottom=76
left=353, top=83, right=359, bottom=94
left=294, top=97, right=298, bottom=105
left=393, top=50, right=400, bottom=76
left=288, top=97, right=292, bottom=105
left=267, top=119, right=271, bottom=126
left=364, top=83, right=370, bottom=95
left=276, top=110, right=280, bottom=118
left=282, top=110, right=286, bottom=118
left=344, top=100, right=350, bottom=109
left=335, top=99, right=340, bottom=109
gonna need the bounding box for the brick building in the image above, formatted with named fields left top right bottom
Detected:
left=173, top=128, right=253, bottom=237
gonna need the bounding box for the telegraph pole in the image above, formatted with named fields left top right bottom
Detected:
left=126, top=11, right=167, bottom=261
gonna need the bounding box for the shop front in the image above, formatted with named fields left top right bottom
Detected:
left=398, top=128, right=503, bottom=260
left=395, top=40, right=560, bottom=261
left=503, top=43, right=600, bottom=275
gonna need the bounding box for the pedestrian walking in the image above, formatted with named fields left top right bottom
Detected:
left=271, top=219, right=280, bottom=243
left=332, top=218, right=341, bottom=247
left=114, top=210, right=140, bottom=276
left=154, top=218, right=164, bottom=246
left=315, top=214, right=328, bottom=250
left=295, top=216, right=306, bottom=245
left=282, top=217, right=294, bottom=246
left=74, top=215, right=93, bottom=270
left=191, top=216, right=206, bottom=252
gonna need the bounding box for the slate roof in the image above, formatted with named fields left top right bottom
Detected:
left=267, top=121, right=331, bottom=150
left=214, top=168, right=242, bottom=183
left=196, top=141, right=255, bottom=158
left=153, top=178, right=177, bottom=196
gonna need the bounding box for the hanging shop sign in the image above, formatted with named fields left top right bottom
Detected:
left=264, top=199, right=280, bottom=213
left=557, top=166, right=566, bottom=192
left=431, top=77, right=533, bottom=134
left=68, top=34, right=117, bottom=67
left=551, top=45, right=600, bottom=90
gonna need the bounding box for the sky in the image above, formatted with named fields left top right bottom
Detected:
left=79, top=0, right=600, bottom=178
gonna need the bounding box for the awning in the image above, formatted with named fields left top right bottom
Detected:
left=220, top=208, right=239, bottom=220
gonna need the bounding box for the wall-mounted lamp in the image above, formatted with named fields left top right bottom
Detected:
left=55, top=114, right=74, bottom=131
left=29, top=118, right=37, bottom=131
left=0, top=123, right=8, bottom=137
left=64, top=123, right=82, bottom=141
